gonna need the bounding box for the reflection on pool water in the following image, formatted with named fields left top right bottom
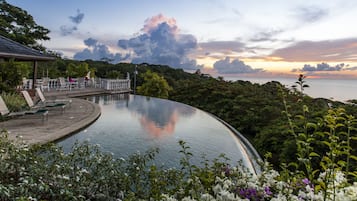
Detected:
left=58, top=94, right=259, bottom=173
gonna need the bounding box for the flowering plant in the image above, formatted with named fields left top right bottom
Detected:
left=0, top=121, right=356, bottom=201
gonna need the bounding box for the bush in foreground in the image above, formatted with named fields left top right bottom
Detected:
left=1, top=107, right=357, bottom=201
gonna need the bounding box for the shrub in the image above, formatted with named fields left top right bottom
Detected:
left=0, top=125, right=356, bottom=200
left=1, top=92, right=27, bottom=112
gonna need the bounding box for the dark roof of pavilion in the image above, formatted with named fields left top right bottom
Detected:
left=0, top=35, right=55, bottom=61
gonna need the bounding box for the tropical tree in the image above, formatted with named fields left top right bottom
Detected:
left=66, top=62, right=89, bottom=78
left=137, top=70, right=172, bottom=99
left=106, top=70, right=123, bottom=79
left=0, top=60, right=30, bottom=92
left=0, top=0, right=50, bottom=50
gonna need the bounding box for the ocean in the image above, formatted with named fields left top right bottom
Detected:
left=224, top=77, right=357, bottom=102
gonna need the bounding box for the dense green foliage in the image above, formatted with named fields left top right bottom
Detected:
left=0, top=0, right=50, bottom=51
left=0, top=92, right=26, bottom=112
left=137, top=70, right=172, bottom=98
left=1, top=3, right=356, bottom=198
left=0, top=60, right=30, bottom=93
left=0, top=107, right=356, bottom=200
left=2, top=58, right=357, bottom=170
left=167, top=74, right=356, bottom=169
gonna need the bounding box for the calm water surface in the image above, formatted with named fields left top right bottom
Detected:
left=58, top=94, right=257, bottom=172
left=225, top=77, right=357, bottom=102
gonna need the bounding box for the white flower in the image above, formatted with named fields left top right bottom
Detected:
left=200, top=193, right=215, bottom=201
left=335, top=182, right=357, bottom=201
left=213, top=184, right=223, bottom=195
left=57, top=175, right=70, bottom=180
left=80, top=168, right=89, bottom=174
left=223, top=179, right=232, bottom=190
left=160, top=194, right=178, bottom=201
left=182, top=196, right=197, bottom=201
left=28, top=196, right=37, bottom=201
left=334, top=171, right=346, bottom=186
left=187, top=178, right=193, bottom=184
left=270, top=193, right=288, bottom=201
left=219, top=190, right=237, bottom=200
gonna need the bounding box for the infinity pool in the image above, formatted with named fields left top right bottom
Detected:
left=58, top=94, right=259, bottom=173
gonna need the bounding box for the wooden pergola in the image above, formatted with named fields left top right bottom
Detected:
left=0, top=35, right=56, bottom=89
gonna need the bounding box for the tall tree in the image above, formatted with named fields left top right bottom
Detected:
left=0, top=0, right=50, bottom=50
left=137, top=70, right=172, bottom=99
left=66, top=62, right=89, bottom=77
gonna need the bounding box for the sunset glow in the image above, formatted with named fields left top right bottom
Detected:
left=7, top=0, right=357, bottom=78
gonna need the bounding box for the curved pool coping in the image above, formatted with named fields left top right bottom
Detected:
left=207, top=112, right=262, bottom=175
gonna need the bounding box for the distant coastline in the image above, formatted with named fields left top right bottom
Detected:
left=225, top=77, right=357, bottom=102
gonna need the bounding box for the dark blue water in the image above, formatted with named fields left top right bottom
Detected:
left=225, top=76, right=357, bottom=102
left=58, top=94, right=258, bottom=172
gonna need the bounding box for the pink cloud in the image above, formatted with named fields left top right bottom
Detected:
left=139, top=110, right=179, bottom=138
left=270, top=38, right=357, bottom=62
left=141, top=14, right=178, bottom=35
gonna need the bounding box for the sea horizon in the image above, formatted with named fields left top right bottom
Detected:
left=224, top=76, right=357, bottom=102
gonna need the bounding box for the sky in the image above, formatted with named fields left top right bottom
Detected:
left=7, top=0, right=357, bottom=79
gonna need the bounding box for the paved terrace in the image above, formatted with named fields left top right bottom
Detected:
left=0, top=88, right=129, bottom=145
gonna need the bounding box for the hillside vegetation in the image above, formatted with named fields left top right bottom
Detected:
left=36, top=60, right=357, bottom=169
left=1, top=59, right=357, bottom=200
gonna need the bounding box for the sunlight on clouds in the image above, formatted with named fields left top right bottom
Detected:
left=244, top=61, right=302, bottom=73
left=11, top=0, right=357, bottom=79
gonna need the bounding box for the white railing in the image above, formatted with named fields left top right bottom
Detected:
left=22, top=78, right=131, bottom=92
left=101, top=79, right=131, bottom=91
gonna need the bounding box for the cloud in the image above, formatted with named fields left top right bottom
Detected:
left=117, top=14, right=201, bottom=70
left=213, top=57, right=264, bottom=74
left=294, top=6, right=328, bottom=23
left=60, top=25, right=77, bottom=36
left=300, top=63, right=345, bottom=72
left=60, top=9, right=84, bottom=36
left=84, top=38, right=97, bottom=47
left=345, top=66, right=357, bottom=71
left=292, top=63, right=357, bottom=72
left=199, top=41, right=245, bottom=54
left=270, top=38, right=357, bottom=62
left=249, top=29, right=283, bottom=42
left=74, top=38, right=129, bottom=63
left=69, top=9, right=84, bottom=24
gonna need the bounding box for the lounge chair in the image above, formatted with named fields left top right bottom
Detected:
left=35, top=88, right=72, bottom=107
left=0, top=95, right=48, bottom=121
left=57, top=77, right=69, bottom=91
left=40, top=77, right=50, bottom=91
left=21, top=90, right=66, bottom=113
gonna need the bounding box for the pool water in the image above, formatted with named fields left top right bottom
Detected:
left=58, top=94, right=259, bottom=172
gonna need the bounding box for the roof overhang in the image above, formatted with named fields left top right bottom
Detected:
left=0, top=35, right=56, bottom=62
left=0, top=52, right=56, bottom=61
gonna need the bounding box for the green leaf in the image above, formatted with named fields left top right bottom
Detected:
left=322, top=156, right=332, bottom=163
left=306, top=122, right=317, bottom=130
left=295, top=115, right=305, bottom=120
left=337, top=160, right=346, bottom=167
left=288, top=162, right=298, bottom=169
left=303, top=105, right=309, bottom=112
left=323, top=141, right=331, bottom=147
left=312, top=169, right=320, bottom=178
left=349, top=155, right=357, bottom=161
left=348, top=172, right=357, bottom=178
left=309, top=152, right=320, bottom=158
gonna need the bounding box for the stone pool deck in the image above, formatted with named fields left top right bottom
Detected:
left=0, top=89, right=107, bottom=145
